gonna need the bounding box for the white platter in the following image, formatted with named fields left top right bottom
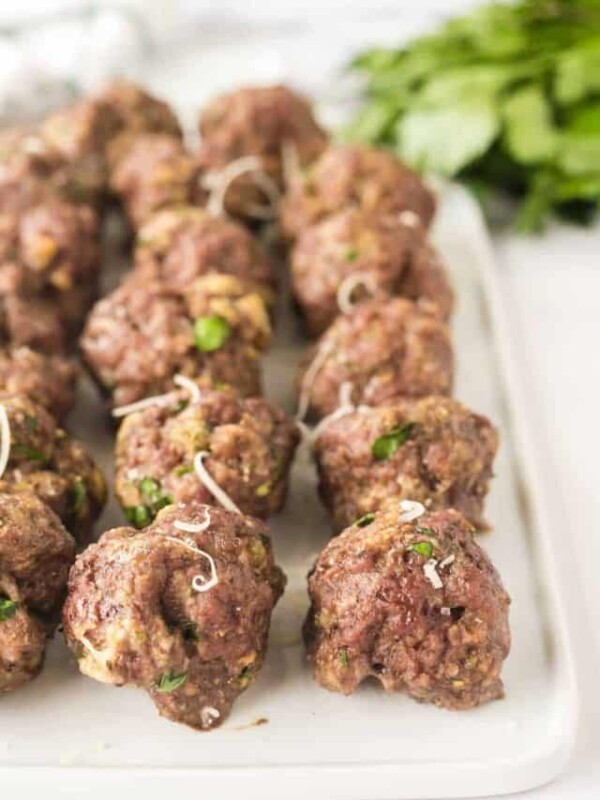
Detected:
left=0, top=185, right=577, bottom=798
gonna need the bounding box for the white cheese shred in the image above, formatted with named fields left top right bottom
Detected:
left=174, top=509, right=211, bottom=534
left=166, top=535, right=219, bottom=593
left=398, top=210, right=421, bottom=228
left=337, top=272, right=377, bottom=315
left=423, top=559, right=443, bottom=590
left=0, top=404, right=10, bottom=479
left=399, top=499, right=426, bottom=523
left=112, top=373, right=201, bottom=418
left=295, top=340, right=334, bottom=423
left=204, top=156, right=281, bottom=221
left=173, top=374, right=202, bottom=404
left=201, top=706, right=221, bottom=727
left=310, top=382, right=356, bottom=442
left=194, top=451, right=242, bottom=515
left=439, top=554, right=455, bottom=569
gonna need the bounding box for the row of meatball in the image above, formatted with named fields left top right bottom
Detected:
left=0, top=81, right=190, bottom=695
left=53, top=85, right=325, bottom=730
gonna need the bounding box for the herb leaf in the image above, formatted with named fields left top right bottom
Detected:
left=347, top=0, right=600, bottom=231
left=355, top=512, right=376, bottom=528
left=338, top=648, right=350, bottom=667
left=194, top=315, right=231, bottom=352
left=406, top=541, right=434, bottom=558
left=0, top=597, right=18, bottom=621
left=155, top=671, right=188, bottom=693
left=372, top=422, right=414, bottom=460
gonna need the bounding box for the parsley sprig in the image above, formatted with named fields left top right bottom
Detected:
left=346, top=0, right=600, bottom=232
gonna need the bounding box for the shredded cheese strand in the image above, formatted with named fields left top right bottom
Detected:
left=194, top=451, right=242, bottom=515
left=295, top=340, right=333, bottom=423
left=204, top=156, right=281, bottom=220
left=112, top=373, right=201, bottom=418
left=174, top=509, right=211, bottom=534
left=423, top=559, right=443, bottom=590
left=337, top=272, right=378, bottom=315
left=399, top=499, right=426, bottom=523
left=165, top=535, right=219, bottom=593
left=439, top=554, right=455, bottom=569
left=173, top=374, right=202, bottom=404
left=0, top=405, right=11, bottom=479
left=398, top=210, right=420, bottom=228
left=310, top=382, right=356, bottom=442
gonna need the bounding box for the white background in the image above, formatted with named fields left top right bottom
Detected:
left=0, top=1, right=598, bottom=798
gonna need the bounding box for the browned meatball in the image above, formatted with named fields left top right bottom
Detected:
left=115, top=385, right=299, bottom=525
left=0, top=129, right=97, bottom=211
left=134, top=207, right=277, bottom=306
left=0, top=292, right=66, bottom=354
left=297, top=297, right=453, bottom=420
left=110, top=133, right=202, bottom=228
left=101, top=79, right=181, bottom=146
left=81, top=274, right=270, bottom=408
left=0, top=346, right=77, bottom=421
left=0, top=491, right=75, bottom=692
left=291, top=208, right=453, bottom=336
left=40, top=98, right=122, bottom=200
left=197, top=84, right=328, bottom=221
left=0, top=393, right=107, bottom=543
left=63, top=501, right=284, bottom=730
left=314, top=397, right=498, bottom=531
left=0, top=200, right=100, bottom=337
left=280, top=144, right=436, bottom=241
left=304, top=506, right=510, bottom=710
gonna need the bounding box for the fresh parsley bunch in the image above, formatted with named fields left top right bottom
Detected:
left=345, top=0, right=600, bottom=232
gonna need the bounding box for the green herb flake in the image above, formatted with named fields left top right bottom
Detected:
left=406, top=541, right=434, bottom=558
left=194, top=315, right=231, bottom=353
left=12, top=444, right=48, bottom=463
left=343, top=247, right=360, bottom=262
left=338, top=648, right=350, bottom=667
left=371, top=422, right=414, bottom=460
left=355, top=512, right=376, bottom=528
left=416, top=526, right=435, bottom=537
left=71, top=477, right=88, bottom=516
left=174, top=464, right=194, bottom=477
left=125, top=505, right=152, bottom=529
left=24, top=415, right=39, bottom=432
left=255, top=481, right=271, bottom=497
left=155, top=671, right=188, bottom=693
left=0, top=597, right=19, bottom=621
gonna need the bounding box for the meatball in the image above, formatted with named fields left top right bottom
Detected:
left=63, top=501, right=285, bottom=730
left=115, top=385, right=299, bottom=525
left=291, top=208, right=453, bottom=336
left=40, top=98, right=122, bottom=200
left=197, top=84, right=328, bottom=220
left=0, top=346, right=77, bottom=421
left=297, top=297, right=453, bottom=419
left=0, top=292, right=66, bottom=354
left=0, top=200, right=100, bottom=335
left=314, top=396, right=498, bottom=531
left=133, top=207, right=277, bottom=307
left=110, top=133, right=201, bottom=228
left=304, top=506, right=510, bottom=710
left=0, top=491, right=75, bottom=692
left=0, top=393, right=106, bottom=543
left=280, top=144, right=436, bottom=241
left=81, top=274, right=270, bottom=408
left=0, top=129, right=97, bottom=212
